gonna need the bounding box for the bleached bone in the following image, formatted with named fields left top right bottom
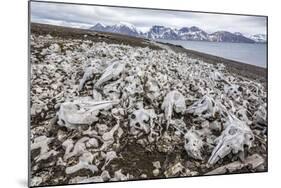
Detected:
left=111, top=169, right=129, bottom=181
left=103, top=79, right=123, bottom=99
left=31, top=100, right=47, bottom=116
left=98, top=122, right=120, bottom=151
left=206, top=154, right=264, bottom=175
left=208, top=114, right=254, bottom=165
left=224, top=84, right=242, bottom=100
left=184, top=128, right=205, bottom=160
left=153, top=169, right=160, bottom=176
left=145, top=76, right=160, bottom=100
left=216, top=63, right=226, bottom=71
left=129, top=108, right=156, bottom=135
left=65, top=152, right=98, bottom=174
left=50, top=43, right=61, bottom=53
left=186, top=95, right=219, bottom=118
left=31, top=136, right=52, bottom=154
left=78, top=67, right=95, bottom=91
left=69, top=176, right=94, bottom=184
left=210, top=70, right=225, bottom=82
left=161, top=90, right=186, bottom=129
left=86, top=138, right=99, bottom=148
left=96, top=124, right=108, bottom=135
left=31, top=136, right=58, bottom=162
left=164, top=162, right=185, bottom=177
left=70, top=170, right=111, bottom=183
left=94, top=60, right=124, bottom=88
left=102, top=151, right=117, bottom=170
left=102, top=122, right=120, bottom=141
left=57, top=97, right=119, bottom=129
left=253, top=104, right=267, bottom=125
left=152, top=161, right=161, bottom=169
left=31, top=177, right=43, bottom=187
left=62, top=139, right=74, bottom=159
left=36, top=149, right=58, bottom=162
left=123, top=75, right=143, bottom=96
left=236, top=107, right=252, bottom=125
left=92, top=89, right=102, bottom=100
left=63, top=137, right=89, bottom=160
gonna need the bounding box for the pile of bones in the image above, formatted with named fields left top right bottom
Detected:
left=30, top=34, right=267, bottom=186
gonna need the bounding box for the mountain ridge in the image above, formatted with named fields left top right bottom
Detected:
left=90, top=22, right=266, bottom=43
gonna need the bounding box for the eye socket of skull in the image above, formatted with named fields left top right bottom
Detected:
left=75, top=104, right=81, bottom=110
left=228, top=127, right=238, bottom=135
left=201, top=98, right=206, bottom=104
left=185, top=138, right=189, bottom=144
left=245, top=133, right=254, bottom=141
left=135, top=122, right=141, bottom=128
left=61, top=119, right=65, bottom=125
left=131, top=114, right=136, bottom=119
left=238, top=86, right=243, bottom=92
left=143, top=117, right=150, bottom=124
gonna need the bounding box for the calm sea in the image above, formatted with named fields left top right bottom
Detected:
left=157, top=39, right=267, bottom=68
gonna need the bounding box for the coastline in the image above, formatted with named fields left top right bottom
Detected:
left=31, top=23, right=267, bottom=84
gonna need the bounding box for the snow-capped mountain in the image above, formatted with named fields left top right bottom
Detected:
left=90, top=22, right=266, bottom=43
left=144, top=25, right=178, bottom=40
left=90, top=22, right=140, bottom=37
left=208, top=31, right=256, bottom=43
left=177, top=26, right=209, bottom=41
left=249, top=34, right=267, bottom=43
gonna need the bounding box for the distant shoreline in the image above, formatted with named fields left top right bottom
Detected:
left=30, top=23, right=267, bottom=84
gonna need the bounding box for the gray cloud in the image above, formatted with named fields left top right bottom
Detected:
left=30, top=1, right=266, bottom=36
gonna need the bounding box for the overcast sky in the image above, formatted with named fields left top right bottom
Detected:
left=30, top=1, right=267, bottom=36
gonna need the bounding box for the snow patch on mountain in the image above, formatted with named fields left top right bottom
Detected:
left=249, top=34, right=267, bottom=43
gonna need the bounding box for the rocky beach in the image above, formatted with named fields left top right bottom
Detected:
left=29, top=23, right=267, bottom=187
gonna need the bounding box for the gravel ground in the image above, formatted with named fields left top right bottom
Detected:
left=29, top=23, right=267, bottom=187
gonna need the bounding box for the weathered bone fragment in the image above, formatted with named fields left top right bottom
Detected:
left=86, top=138, right=99, bottom=148
left=70, top=170, right=111, bottom=183
left=57, top=97, right=119, bottom=129
left=161, top=90, right=186, bottom=129
left=184, top=128, right=204, bottom=160
left=63, top=137, right=89, bottom=160
left=129, top=108, right=156, bottom=135
left=103, top=79, right=123, bottom=99
left=164, top=162, right=184, bottom=177
left=206, top=154, right=264, bottom=175
left=102, top=151, right=117, bottom=170
left=210, top=70, right=224, bottom=82
left=145, top=76, right=160, bottom=100
left=208, top=114, right=254, bottom=165
left=102, top=122, right=120, bottom=141
left=31, top=177, right=43, bottom=187
left=152, top=161, right=161, bottom=169
left=98, top=122, right=120, bottom=151
left=31, top=136, right=58, bottom=162
left=95, top=60, right=124, bottom=88
left=224, top=84, right=242, bottom=100
left=186, top=95, right=219, bottom=118
left=65, top=152, right=98, bottom=174
left=78, top=60, right=104, bottom=91
left=253, top=104, right=267, bottom=126
left=78, top=67, right=95, bottom=91
left=111, top=169, right=129, bottom=181
left=236, top=107, right=252, bottom=125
